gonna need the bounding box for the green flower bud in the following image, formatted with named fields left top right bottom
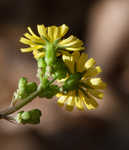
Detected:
left=16, top=109, right=42, bottom=125
left=52, top=58, right=68, bottom=79
left=14, top=78, right=37, bottom=102
left=28, top=109, right=42, bottom=124
left=18, top=77, right=27, bottom=90
left=27, top=82, right=37, bottom=94
left=21, top=111, right=31, bottom=120
left=39, top=85, right=59, bottom=98
left=17, top=77, right=28, bottom=99
left=45, top=43, right=56, bottom=66
left=63, top=72, right=82, bottom=91
left=15, top=111, right=25, bottom=124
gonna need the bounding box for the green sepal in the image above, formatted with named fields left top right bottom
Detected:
left=52, top=58, right=68, bottom=79
left=63, top=72, right=82, bottom=91
left=39, top=85, right=59, bottom=98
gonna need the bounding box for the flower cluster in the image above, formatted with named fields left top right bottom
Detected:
left=19, top=24, right=106, bottom=113
left=0, top=24, right=107, bottom=125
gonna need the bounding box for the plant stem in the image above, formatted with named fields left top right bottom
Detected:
left=0, top=84, right=43, bottom=119
left=48, top=77, right=57, bottom=85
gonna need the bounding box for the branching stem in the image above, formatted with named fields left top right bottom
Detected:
left=0, top=84, right=43, bottom=119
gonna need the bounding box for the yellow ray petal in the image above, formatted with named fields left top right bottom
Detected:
left=33, top=50, right=45, bottom=59
left=20, top=37, right=35, bottom=45
left=62, top=54, right=74, bottom=73
left=75, top=96, right=84, bottom=111
left=27, top=27, right=40, bottom=39
left=90, top=78, right=107, bottom=89
left=62, top=39, right=83, bottom=47
left=84, top=78, right=106, bottom=90
left=78, top=52, right=88, bottom=72
left=24, top=33, right=45, bottom=44
left=72, top=51, right=80, bottom=64
left=87, top=89, right=104, bottom=99
left=37, top=24, right=47, bottom=39
left=59, top=24, right=69, bottom=38
left=85, top=58, right=96, bottom=70
left=83, top=66, right=102, bottom=78
left=80, top=90, right=98, bottom=110
left=66, top=47, right=85, bottom=51
left=65, top=94, right=75, bottom=111
left=53, top=26, right=59, bottom=41
left=57, top=95, right=67, bottom=107
left=59, top=35, right=76, bottom=45
left=21, top=45, right=43, bottom=52
left=96, top=66, right=102, bottom=74
left=47, top=26, right=56, bottom=42
left=56, top=93, right=63, bottom=97
left=72, top=52, right=80, bottom=70
left=58, top=50, right=71, bottom=56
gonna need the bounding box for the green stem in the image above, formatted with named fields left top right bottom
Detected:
left=0, top=84, right=43, bottom=118
left=48, top=77, right=57, bottom=85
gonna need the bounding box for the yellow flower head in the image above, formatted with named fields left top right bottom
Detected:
left=56, top=52, right=106, bottom=111
left=20, top=24, right=85, bottom=59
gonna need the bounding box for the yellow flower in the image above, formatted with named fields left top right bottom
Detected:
left=56, top=52, right=106, bottom=111
left=20, top=24, right=85, bottom=59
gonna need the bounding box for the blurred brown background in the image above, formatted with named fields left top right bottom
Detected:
left=0, top=0, right=129, bottom=150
